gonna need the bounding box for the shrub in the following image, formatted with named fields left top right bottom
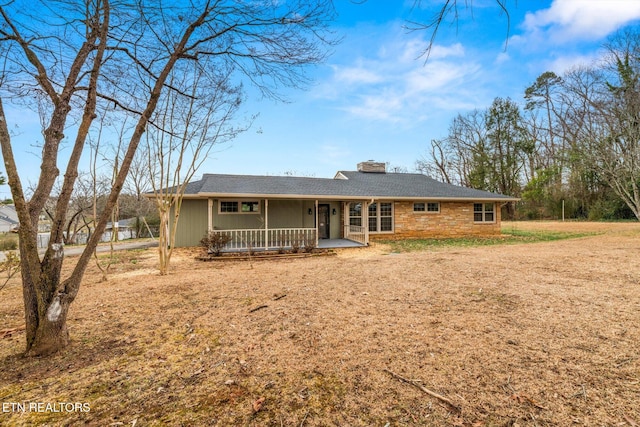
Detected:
left=200, top=231, right=231, bottom=256
left=0, top=251, right=20, bottom=292
left=303, top=232, right=317, bottom=253
left=0, top=233, right=18, bottom=251
left=274, top=231, right=286, bottom=254
left=291, top=232, right=303, bottom=253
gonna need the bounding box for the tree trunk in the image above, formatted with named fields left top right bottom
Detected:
left=504, top=201, right=516, bottom=220
left=25, top=293, right=71, bottom=356
left=158, top=207, right=170, bottom=275
left=20, top=241, right=70, bottom=356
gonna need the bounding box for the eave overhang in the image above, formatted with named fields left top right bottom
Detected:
left=179, top=192, right=520, bottom=203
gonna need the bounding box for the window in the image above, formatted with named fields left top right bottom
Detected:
left=474, top=203, right=495, bottom=222
left=379, top=202, right=392, bottom=231
left=241, top=201, right=259, bottom=213
left=219, top=200, right=260, bottom=214
left=349, top=202, right=393, bottom=232
left=414, top=202, right=439, bottom=213
left=368, top=203, right=377, bottom=231
left=220, top=201, right=238, bottom=213
left=368, top=202, right=393, bottom=232
left=427, top=202, right=440, bottom=212
left=349, top=202, right=362, bottom=227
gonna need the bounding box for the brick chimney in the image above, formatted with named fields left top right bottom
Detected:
left=357, top=161, right=386, bottom=173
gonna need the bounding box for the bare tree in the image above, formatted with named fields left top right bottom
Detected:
left=406, top=0, right=513, bottom=58
left=146, top=65, right=244, bottom=275
left=567, top=31, right=640, bottom=219
left=0, top=0, right=336, bottom=356
left=419, top=109, right=489, bottom=187
left=43, top=173, right=107, bottom=245
left=416, top=138, right=453, bottom=183
left=123, top=145, right=156, bottom=238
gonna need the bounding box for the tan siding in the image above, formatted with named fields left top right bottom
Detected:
left=268, top=200, right=339, bottom=232
left=302, top=201, right=316, bottom=229
left=269, top=200, right=306, bottom=228
left=210, top=199, right=319, bottom=230
left=328, top=201, right=341, bottom=238
left=212, top=200, right=265, bottom=229
left=370, top=201, right=501, bottom=241
left=174, top=199, right=209, bottom=247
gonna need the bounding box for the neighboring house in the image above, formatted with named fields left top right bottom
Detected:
left=36, top=217, right=144, bottom=249
left=104, top=217, right=140, bottom=241
left=0, top=216, right=18, bottom=233
left=172, top=161, right=519, bottom=249
left=0, top=205, right=19, bottom=233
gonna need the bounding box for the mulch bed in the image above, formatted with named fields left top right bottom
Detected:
left=196, top=248, right=335, bottom=261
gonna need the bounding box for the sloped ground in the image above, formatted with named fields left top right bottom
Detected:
left=1, top=222, right=639, bottom=426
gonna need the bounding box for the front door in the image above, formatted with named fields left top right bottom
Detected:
left=318, top=204, right=330, bottom=239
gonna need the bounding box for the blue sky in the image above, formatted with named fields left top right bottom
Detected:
left=210, top=0, right=640, bottom=178
left=2, top=0, right=640, bottom=200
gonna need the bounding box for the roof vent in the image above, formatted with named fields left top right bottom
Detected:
left=357, top=161, right=386, bottom=173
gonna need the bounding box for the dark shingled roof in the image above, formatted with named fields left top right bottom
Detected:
left=181, top=171, right=518, bottom=201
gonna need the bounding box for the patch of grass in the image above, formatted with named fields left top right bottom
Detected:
left=504, top=228, right=597, bottom=240
left=96, top=249, right=144, bottom=267
left=0, top=233, right=18, bottom=251
left=380, top=229, right=598, bottom=252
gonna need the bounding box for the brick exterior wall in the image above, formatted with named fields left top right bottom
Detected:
left=369, top=201, right=501, bottom=240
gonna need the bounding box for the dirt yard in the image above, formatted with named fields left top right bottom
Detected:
left=1, top=221, right=639, bottom=426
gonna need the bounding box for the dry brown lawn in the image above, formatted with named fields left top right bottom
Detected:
left=1, top=221, right=639, bottom=426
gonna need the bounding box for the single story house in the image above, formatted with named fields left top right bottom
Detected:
left=172, top=161, right=518, bottom=250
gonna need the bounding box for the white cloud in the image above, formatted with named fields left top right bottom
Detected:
left=406, top=60, right=475, bottom=93
left=544, top=52, right=600, bottom=75
left=344, top=91, right=404, bottom=122
left=321, top=34, right=479, bottom=124
left=428, top=43, right=465, bottom=60
left=495, top=51, right=510, bottom=64
left=522, top=0, right=640, bottom=43
left=332, top=63, right=384, bottom=86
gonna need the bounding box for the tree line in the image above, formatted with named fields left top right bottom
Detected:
left=418, top=29, right=640, bottom=221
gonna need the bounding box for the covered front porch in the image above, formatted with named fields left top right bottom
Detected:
left=206, top=198, right=369, bottom=251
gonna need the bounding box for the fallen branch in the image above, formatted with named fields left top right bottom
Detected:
left=273, top=293, right=287, bottom=301
left=616, top=357, right=637, bottom=368
left=624, top=414, right=639, bottom=427
left=570, top=384, right=587, bottom=400
left=249, top=305, right=268, bottom=313
left=512, top=393, right=549, bottom=410
left=383, top=368, right=460, bottom=412
left=299, top=409, right=310, bottom=427
left=1, top=327, right=24, bottom=339
left=252, top=396, right=265, bottom=414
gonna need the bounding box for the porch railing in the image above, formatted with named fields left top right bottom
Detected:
left=212, top=228, right=316, bottom=251
left=344, top=224, right=366, bottom=245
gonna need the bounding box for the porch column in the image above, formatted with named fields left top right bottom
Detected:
left=207, top=198, right=213, bottom=232
left=364, top=200, right=370, bottom=245
left=342, top=202, right=347, bottom=238
left=345, top=202, right=352, bottom=240
left=265, top=199, right=269, bottom=249
left=315, top=199, right=319, bottom=247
